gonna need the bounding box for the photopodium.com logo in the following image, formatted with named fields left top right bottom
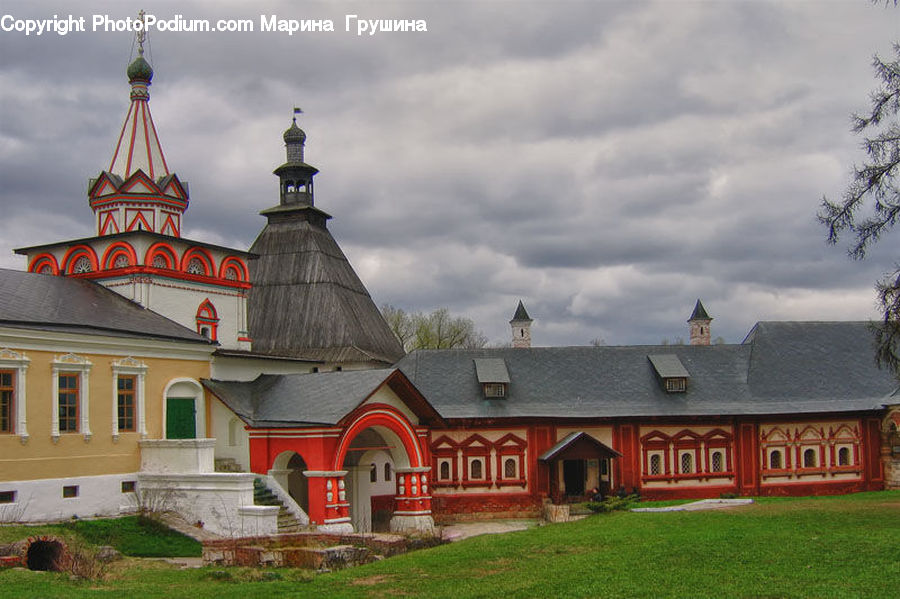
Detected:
left=0, top=13, right=428, bottom=37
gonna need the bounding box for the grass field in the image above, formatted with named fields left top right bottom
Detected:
left=0, top=515, right=201, bottom=557
left=1, top=491, right=898, bottom=598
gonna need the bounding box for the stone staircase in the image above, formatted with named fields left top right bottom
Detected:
left=253, top=477, right=306, bottom=533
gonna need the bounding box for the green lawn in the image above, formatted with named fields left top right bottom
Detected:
left=1, top=491, right=898, bottom=598
left=0, top=515, right=201, bottom=557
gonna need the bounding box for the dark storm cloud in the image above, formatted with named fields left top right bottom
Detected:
left=0, top=0, right=896, bottom=347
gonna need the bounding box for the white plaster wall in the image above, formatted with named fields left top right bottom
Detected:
left=758, top=420, right=864, bottom=485
left=430, top=428, right=530, bottom=495
left=363, top=450, right=396, bottom=496
left=142, top=282, right=246, bottom=350
left=138, top=472, right=277, bottom=537
left=556, top=427, right=614, bottom=447
left=97, top=278, right=245, bottom=351
left=210, top=398, right=250, bottom=472
left=363, top=387, right=418, bottom=425
left=210, top=354, right=319, bottom=381
left=0, top=473, right=141, bottom=522
left=140, top=439, right=215, bottom=474
left=347, top=451, right=395, bottom=533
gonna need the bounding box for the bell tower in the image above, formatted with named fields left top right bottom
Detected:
left=87, top=12, right=189, bottom=238
left=248, top=113, right=404, bottom=364
left=274, top=110, right=319, bottom=207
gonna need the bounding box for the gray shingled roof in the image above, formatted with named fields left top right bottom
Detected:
left=202, top=368, right=445, bottom=428
left=474, top=358, right=510, bottom=383
left=0, top=268, right=212, bottom=344
left=248, top=217, right=405, bottom=365
left=744, top=321, right=891, bottom=401
left=203, top=369, right=398, bottom=427
left=395, top=321, right=895, bottom=420
left=538, top=431, right=622, bottom=461
left=648, top=354, right=690, bottom=379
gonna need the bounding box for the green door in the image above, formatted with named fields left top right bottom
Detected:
left=166, top=398, right=196, bottom=439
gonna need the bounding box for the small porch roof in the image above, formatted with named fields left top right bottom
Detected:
left=538, top=431, right=622, bottom=462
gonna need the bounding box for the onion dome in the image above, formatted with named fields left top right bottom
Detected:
left=127, top=55, right=153, bottom=83
left=283, top=120, right=306, bottom=145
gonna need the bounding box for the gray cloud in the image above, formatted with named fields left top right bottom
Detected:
left=0, top=0, right=896, bottom=348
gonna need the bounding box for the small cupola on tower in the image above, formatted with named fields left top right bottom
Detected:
left=510, top=300, right=533, bottom=348
left=275, top=109, right=319, bottom=208
left=688, top=299, right=712, bottom=346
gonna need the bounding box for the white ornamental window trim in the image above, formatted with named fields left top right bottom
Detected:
left=51, top=353, right=92, bottom=442
left=110, top=357, right=148, bottom=440
left=0, top=348, right=31, bottom=443
left=72, top=256, right=93, bottom=273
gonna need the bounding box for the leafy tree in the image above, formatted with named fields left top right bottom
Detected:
left=381, top=305, right=487, bottom=351
left=381, top=304, right=416, bottom=350
left=819, top=40, right=900, bottom=374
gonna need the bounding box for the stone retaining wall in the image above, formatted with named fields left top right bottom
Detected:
left=202, top=530, right=437, bottom=569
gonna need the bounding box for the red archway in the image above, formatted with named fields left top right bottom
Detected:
left=332, top=404, right=424, bottom=471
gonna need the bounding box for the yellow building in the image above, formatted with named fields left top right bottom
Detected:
left=0, top=268, right=214, bottom=522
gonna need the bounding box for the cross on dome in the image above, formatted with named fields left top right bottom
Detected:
left=108, top=10, right=168, bottom=180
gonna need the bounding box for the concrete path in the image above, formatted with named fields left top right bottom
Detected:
left=440, top=519, right=537, bottom=542
left=630, top=498, right=754, bottom=512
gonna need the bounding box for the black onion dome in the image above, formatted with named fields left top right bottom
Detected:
left=283, top=121, right=306, bottom=144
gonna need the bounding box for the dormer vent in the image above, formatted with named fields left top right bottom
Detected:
left=648, top=354, right=689, bottom=393
left=474, top=358, right=510, bottom=399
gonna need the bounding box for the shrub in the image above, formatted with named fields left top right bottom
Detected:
left=586, top=494, right=640, bottom=513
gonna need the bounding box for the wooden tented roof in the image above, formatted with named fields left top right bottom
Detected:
left=248, top=209, right=404, bottom=365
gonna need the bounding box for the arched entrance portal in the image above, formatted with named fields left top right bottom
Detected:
left=342, top=427, right=403, bottom=533
left=270, top=450, right=310, bottom=520
left=330, top=406, right=434, bottom=534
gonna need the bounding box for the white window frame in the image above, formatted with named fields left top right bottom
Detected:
left=51, top=353, right=92, bottom=441
left=802, top=447, right=818, bottom=468
left=469, top=457, right=484, bottom=480
left=679, top=451, right=694, bottom=474
left=710, top=450, right=724, bottom=473
left=836, top=445, right=852, bottom=466
left=649, top=452, right=663, bottom=475
left=437, top=458, right=452, bottom=481
left=768, top=448, right=784, bottom=469
left=0, top=349, right=30, bottom=443
left=503, top=456, right=518, bottom=479
left=111, top=357, right=147, bottom=440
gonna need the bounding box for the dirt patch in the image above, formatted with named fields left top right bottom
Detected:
left=351, top=574, right=393, bottom=586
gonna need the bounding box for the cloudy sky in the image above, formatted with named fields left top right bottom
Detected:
left=1, top=0, right=898, bottom=347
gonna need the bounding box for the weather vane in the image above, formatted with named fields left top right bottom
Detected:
left=293, top=106, right=303, bottom=124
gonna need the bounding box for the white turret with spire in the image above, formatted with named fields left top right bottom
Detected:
left=510, top=300, right=533, bottom=348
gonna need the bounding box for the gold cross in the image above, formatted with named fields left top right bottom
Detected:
left=137, top=10, right=146, bottom=56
